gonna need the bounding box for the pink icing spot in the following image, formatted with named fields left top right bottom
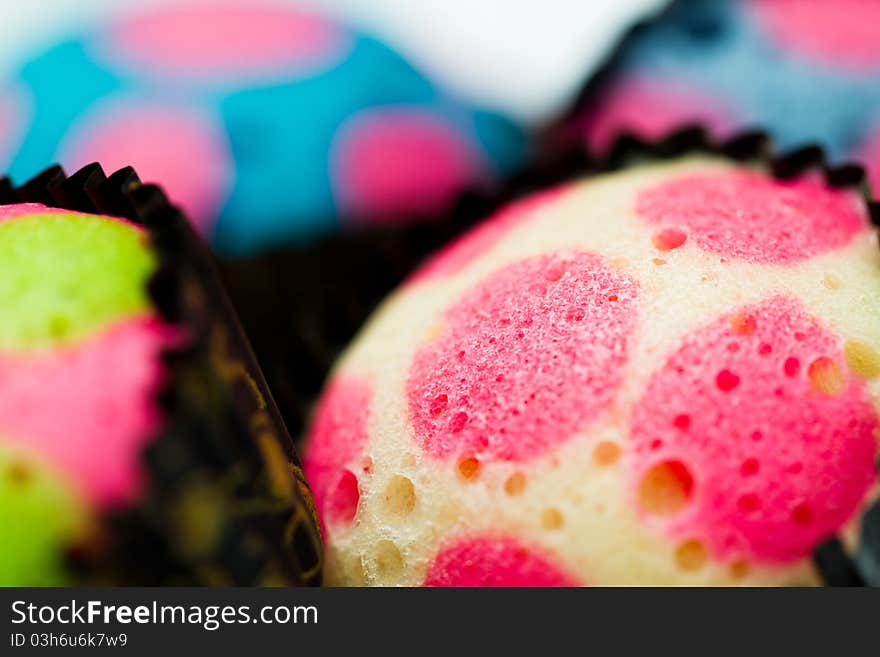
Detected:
left=852, top=122, right=880, bottom=196
left=636, top=171, right=867, bottom=264
left=748, top=0, right=880, bottom=70
left=408, top=252, right=639, bottom=462
left=59, top=102, right=232, bottom=234
left=332, top=108, right=486, bottom=224
left=630, top=296, right=878, bottom=563
left=303, top=377, right=372, bottom=533
left=424, top=536, right=579, bottom=587
left=409, top=185, right=568, bottom=284
left=101, top=2, right=348, bottom=79
left=581, top=77, right=734, bottom=153
left=0, top=315, right=175, bottom=508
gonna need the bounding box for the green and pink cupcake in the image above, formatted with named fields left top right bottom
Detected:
left=0, top=165, right=321, bottom=585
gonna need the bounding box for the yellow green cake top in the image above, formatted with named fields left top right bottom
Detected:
left=0, top=203, right=157, bottom=351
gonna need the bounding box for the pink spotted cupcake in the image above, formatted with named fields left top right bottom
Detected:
left=302, top=133, right=880, bottom=586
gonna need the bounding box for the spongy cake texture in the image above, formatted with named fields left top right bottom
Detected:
left=0, top=204, right=172, bottom=585
left=305, top=156, right=880, bottom=586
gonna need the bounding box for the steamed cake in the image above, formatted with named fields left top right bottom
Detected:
left=304, top=155, right=880, bottom=586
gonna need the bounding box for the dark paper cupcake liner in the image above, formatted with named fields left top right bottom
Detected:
left=0, top=163, right=322, bottom=586
left=216, top=126, right=880, bottom=586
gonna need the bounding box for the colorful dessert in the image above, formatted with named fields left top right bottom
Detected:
left=304, top=149, right=880, bottom=586
left=1, top=1, right=526, bottom=254
left=558, top=0, right=880, bottom=194
left=0, top=201, right=171, bottom=585
left=0, top=164, right=321, bottom=586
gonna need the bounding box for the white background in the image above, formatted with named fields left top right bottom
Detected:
left=0, top=0, right=662, bottom=123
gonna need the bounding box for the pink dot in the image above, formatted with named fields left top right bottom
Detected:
left=748, top=0, right=880, bottom=70
left=409, top=185, right=569, bottom=284
left=581, top=77, right=735, bottom=153
left=99, top=2, right=349, bottom=80
left=58, top=102, right=232, bottom=235
left=423, top=536, right=579, bottom=587
left=715, top=369, right=740, bottom=391
left=741, top=458, right=760, bottom=477
left=331, top=108, right=487, bottom=224
left=0, top=315, right=176, bottom=508
left=327, top=470, right=360, bottom=527
left=652, top=227, right=687, bottom=252
left=636, top=171, right=868, bottom=264
left=407, top=251, right=639, bottom=462
left=303, top=377, right=372, bottom=533
left=630, top=295, right=878, bottom=564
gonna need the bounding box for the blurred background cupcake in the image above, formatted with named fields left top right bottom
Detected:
left=555, top=0, right=880, bottom=194
left=0, top=0, right=659, bottom=255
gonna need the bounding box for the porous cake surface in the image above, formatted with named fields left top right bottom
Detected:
left=305, top=156, right=880, bottom=586
left=0, top=204, right=156, bottom=350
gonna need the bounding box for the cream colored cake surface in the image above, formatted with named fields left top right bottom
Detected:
left=304, top=156, right=880, bottom=586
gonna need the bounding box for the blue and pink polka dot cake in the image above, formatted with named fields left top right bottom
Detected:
left=0, top=1, right=526, bottom=254
left=562, top=0, right=880, bottom=195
